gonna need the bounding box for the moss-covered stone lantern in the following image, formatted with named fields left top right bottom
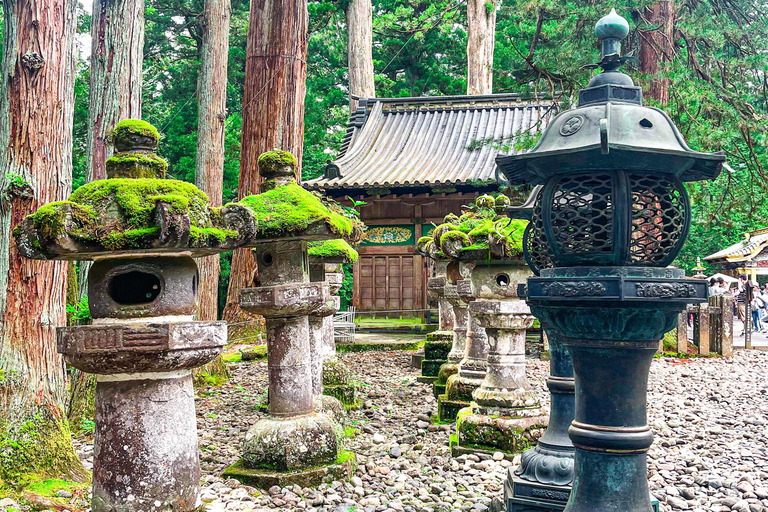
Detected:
left=308, top=239, right=360, bottom=417
left=416, top=195, right=536, bottom=436
left=223, top=151, right=364, bottom=488
left=13, top=119, right=254, bottom=512
left=417, top=259, right=456, bottom=386
left=497, top=9, right=725, bottom=512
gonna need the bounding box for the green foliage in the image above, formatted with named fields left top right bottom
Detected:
left=5, top=172, right=28, bottom=188
left=66, top=295, right=91, bottom=324
left=78, top=418, right=95, bottom=435
left=339, top=263, right=354, bottom=311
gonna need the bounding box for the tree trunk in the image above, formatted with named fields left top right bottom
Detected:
left=195, top=0, right=230, bottom=323
left=639, top=0, right=675, bottom=105
left=193, top=0, right=231, bottom=386
left=466, top=0, right=497, bottom=95
left=85, top=0, right=144, bottom=182
left=347, top=0, right=375, bottom=112
left=0, top=0, right=86, bottom=481
left=222, top=0, right=309, bottom=325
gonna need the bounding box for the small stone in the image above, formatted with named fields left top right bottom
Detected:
left=492, top=452, right=504, bottom=461
left=390, top=445, right=403, bottom=458
left=666, top=496, right=689, bottom=510
left=56, top=490, right=73, bottom=498
left=0, top=498, right=20, bottom=508
left=373, top=433, right=386, bottom=444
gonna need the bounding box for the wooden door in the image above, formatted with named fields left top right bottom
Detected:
left=356, top=253, right=421, bottom=317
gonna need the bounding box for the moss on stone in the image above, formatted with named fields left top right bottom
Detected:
left=31, top=201, right=96, bottom=239
left=106, top=152, right=168, bottom=179
left=440, top=230, right=470, bottom=247
left=101, top=227, right=161, bottom=250
left=257, top=150, right=298, bottom=172
left=70, top=178, right=209, bottom=227
left=190, top=226, right=238, bottom=246
left=238, top=183, right=354, bottom=239
left=112, top=119, right=160, bottom=143
left=308, top=239, right=358, bottom=263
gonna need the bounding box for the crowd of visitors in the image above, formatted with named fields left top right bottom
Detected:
left=713, top=274, right=768, bottom=335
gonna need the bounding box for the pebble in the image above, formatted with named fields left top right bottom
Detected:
left=68, top=348, right=768, bottom=511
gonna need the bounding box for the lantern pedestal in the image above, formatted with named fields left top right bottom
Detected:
left=321, top=266, right=361, bottom=409
left=527, top=267, right=704, bottom=512
left=453, top=299, right=547, bottom=457
left=433, top=284, right=468, bottom=399
left=228, top=241, right=352, bottom=488
left=418, top=272, right=455, bottom=384
left=506, top=327, right=574, bottom=512
left=309, top=293, right=347, bottom=426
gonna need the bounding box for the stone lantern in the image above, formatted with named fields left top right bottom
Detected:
left=224, top=150, right=364, bottom=488
left=13, top=119, right=254, bottom=511
left=418, top=258, right=456, bottom=387
left=496, top=9, right=725, bottom=512
left=416, top=195, right=534, bottom=428
left=308, top=239, right=359, bottom=418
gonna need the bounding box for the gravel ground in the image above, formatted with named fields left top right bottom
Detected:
left=71, top=349, right=768, bottom=512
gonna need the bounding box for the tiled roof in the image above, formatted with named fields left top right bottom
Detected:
left=704, top=229, right=768, bottom=261
left=305, top=94, right=555, bottom=192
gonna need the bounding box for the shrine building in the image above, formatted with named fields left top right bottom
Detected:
left=705, top=227, right=768, bottom=282
left=304, top=93, right=554, bottom=316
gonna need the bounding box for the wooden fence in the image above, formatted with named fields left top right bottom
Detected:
left=675, top=295, right=733, bottom=356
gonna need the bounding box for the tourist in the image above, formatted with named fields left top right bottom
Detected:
left=709, top=278, right=720, bottom=296
left=751, top=284, right=768, bottom=333
left=718, top=277, right=729, bottom=295
left=737, top=274, right=748, bottom=335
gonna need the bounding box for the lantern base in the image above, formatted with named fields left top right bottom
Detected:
left=437, top=396, right=468, bottom=422
left=453, top=403, right=547, bottom=456
left=505, top=474, right=661, bottom=512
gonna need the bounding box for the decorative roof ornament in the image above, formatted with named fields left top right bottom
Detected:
left=497, top=9, right=725, bottom=187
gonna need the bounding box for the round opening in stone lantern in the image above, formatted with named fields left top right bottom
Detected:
left=497, top=9, right=725, bottom=512
left=13, top=119, right=255, bottom=512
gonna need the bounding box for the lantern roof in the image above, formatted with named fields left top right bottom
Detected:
left=496, top=9, right=725, bottom=186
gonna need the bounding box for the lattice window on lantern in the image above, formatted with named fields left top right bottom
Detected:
left=548, top=173, right=614, bottom=258
left=628, top=173, right=687, bottom=265
left=523, top=192, right=553, bottom=274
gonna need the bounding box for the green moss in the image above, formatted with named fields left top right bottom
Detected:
left=106, top=152, right=168, bottom=177
left=344, top=426, right=358, bottom=438
left=102, top=227, right=160, bottom=250
left=0, top=410, right=86, bottom=484
left=257, top=150, right=297, bottom=172
left=439, top=230, right=470, bottom=247
left=70, top=178, right=209, bottom=228
left=190, top=226, right=237, bottom=246
left=26, top=477, right=89, bottom=496
left=31, top=201, right=95, bottom=239
left=222, top=352, right=243, bottom=363
left=238, top=182, right=354, bottom=239
left=308, top=239, right=358, bottom=263
left=112, top=119, right=160, bottom=143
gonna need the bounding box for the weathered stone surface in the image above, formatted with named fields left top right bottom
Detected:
left=92, top=371, right=200, bottom=512
left=224, top=451, right=356, bottom=490
left=89, top=256, right=198, bottom=320
left=456, top=407, right=546, bottom=455
left=242, top=414, right=341, bottom=471
left=58, top=321, right=225, bottom=374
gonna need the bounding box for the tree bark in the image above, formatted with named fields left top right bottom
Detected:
left=639, top=0, right=675, bottom=105
left=466, top=0, right=497, bottom=95
left=195, top=0, right=231, bottom=323
left=222, top=0, right=309, bottom=325
left=85, top=0, right=144, bottom=182
left=0, top=0, right=86, bottom=480
left=347, top=0, right=375, bottom=112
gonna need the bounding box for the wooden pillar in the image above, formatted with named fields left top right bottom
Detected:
left=721, top=295, right=734, bottom=357
left=677, top=311, right=688, bottom=353
left=698, top=303, right=710, bottom=355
